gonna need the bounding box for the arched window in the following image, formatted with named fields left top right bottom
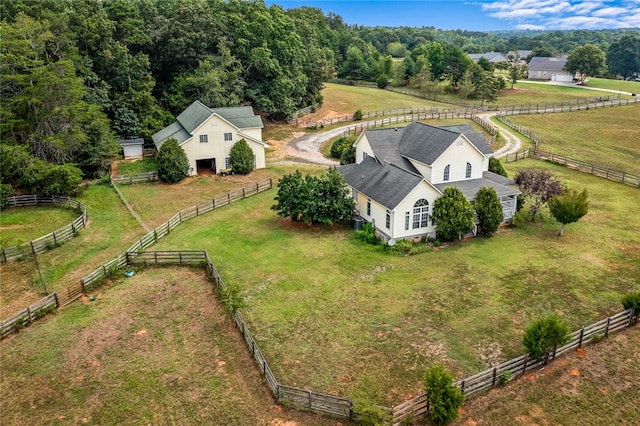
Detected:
left=412, top=199, right=429, bottom=229
left=466, top=162, right=472, bottom=178
left=443, top=165, right=450, bottom=181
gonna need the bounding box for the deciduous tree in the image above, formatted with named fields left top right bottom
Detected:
left=606, top=34, right=640, bottom=81
left=548, top=187, right=589, bottom=236
left=565, top=44, right=607, bottom=84
left=514, top=169, right=562, bottom=221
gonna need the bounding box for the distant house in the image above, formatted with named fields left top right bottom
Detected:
left=152, top=101, right=268, bottom=175
left=468, top=52, right=509, bottom=63
left=507, top=50, right=532, bottom=63
left=338, top=122, right=519, bottom=242
left=118, top=138, right=144, bottom=160
left=527, top=57, right=577, bottom=82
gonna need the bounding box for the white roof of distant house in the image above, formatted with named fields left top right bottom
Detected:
left=468, top=52, right=508, bottom=63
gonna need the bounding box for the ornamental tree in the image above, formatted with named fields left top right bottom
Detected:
left=523, top=315, right=570, bottom=361
left=157, top=138, right=189, bottom=183
left=514, top=169, right=562, bottom=221
left=565, top=44, right=607, bottom=83
left=475, top=187, right=503, bottom=236
left=423, top=365, right=464, bottom=425
left=548, top=187, right=589, bottom=236
left=433, top=187, right=475, bottom=241
left=489, top=157, right=508, bottom=177
left=229, top=139, right=254, bottom=174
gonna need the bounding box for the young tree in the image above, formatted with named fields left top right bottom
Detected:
left=514, top=169, right=562, bottom=221
left=156, top=138, right=189, bottom=183
left=229, top=139, right=254, bottom=174
left=507, top=63, right=528, bottom=89
left=433, top=187, right=475, bottom=241
left=475, top=187, right=503, bottom=235
left=376, top=73, right=388, bottom=89
left=423, top=365, right=464, bottom=425
left=523, top=315, right=570, bottom=361
left=565, top=44, right=607, bottom=84
left=488, top=157, right=508, bottom=177
left=548, top=187, right=589, bottom=236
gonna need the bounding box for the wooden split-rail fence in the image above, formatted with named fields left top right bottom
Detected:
left=1, top=195, right=87, bottom=264
left=110, top=171, right=159, bottom=184
left=503, top=148, right=640, bottom=187
left=0, top=180, right=273, bottom=338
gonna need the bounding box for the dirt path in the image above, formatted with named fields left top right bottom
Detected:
left=477, top=112, right=523, bottom=158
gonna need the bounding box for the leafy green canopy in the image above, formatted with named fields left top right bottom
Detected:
left=271, top=167, right=355, bottom=226
left=475, top=187, right=503, bottom=236
left=523, top=315, right=570, bottom=361
left=433, top=187, right=475, bottom=241
left=423, top=365, right=464, bottom=425
left=156, top=139, right=189, bottom=183
left=229, top=139, right=254, bottom=174
left=548, top=187, right=589, bottom=236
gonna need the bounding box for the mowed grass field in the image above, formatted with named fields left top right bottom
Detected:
left=0, top=206, right=78, bottom=246
left=148, top=159, right=640, bottom=405
left=509, top=104, right=640, bottom=173
left=0, top=267, right=335, bottom=426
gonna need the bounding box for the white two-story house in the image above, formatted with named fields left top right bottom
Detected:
left=152, top=100, right=268, bottom=175
left=339, top=122, right=519, bottom=241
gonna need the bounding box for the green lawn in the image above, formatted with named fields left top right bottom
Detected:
left=0, top=206, right=78, bottom=247
left=115, top=158, right=157, bottom=175
left=508, top=104, right=640, bottom=173
left=148, top=161, right=640, bottom=405
left=581, top=77, right=640, bottom=93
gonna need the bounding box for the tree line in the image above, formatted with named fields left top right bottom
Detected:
left=1, top=0, right=638, bottom=197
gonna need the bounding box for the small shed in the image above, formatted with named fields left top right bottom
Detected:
left=118, top=138, right=144, bottom=159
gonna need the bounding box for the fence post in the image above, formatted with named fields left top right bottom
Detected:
left=53, top=292, right=59, bottom=308
left=179, top=212, right=182, bottom=223
left=212, top=198, right=215, bottom=209
left=605, top=317, right=611, bottom=337
left=126, top=252, right=130, bottom=264
left=228, top=193, right=231, bottom=204
left=269, top=178, right=273, bottom=188
left=308, top=390, right=312, bottom=410
left=522, top=354, right=528, bottom=374
left=243, top=188, right=245, bottom=198
left=492, top=367, right=497, bottom=388
left=2, top=248, right=6, bottom=263
left=31, top=241, right=36, bottom=255
left=256, top=183, right=259, bottom=193
left=578, top=327, right=584, bottom=348
left=196, top=205, right=199, bottom=216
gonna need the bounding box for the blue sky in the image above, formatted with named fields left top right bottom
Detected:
left=267, top=0, right=640, bottom=31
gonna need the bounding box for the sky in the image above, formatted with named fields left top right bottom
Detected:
left=267, top=0, right=640, bottom=31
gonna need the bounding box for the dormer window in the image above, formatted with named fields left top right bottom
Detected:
left=466, top=162, right=472, bottom=178
left=443, top=165, right=450, bottom=181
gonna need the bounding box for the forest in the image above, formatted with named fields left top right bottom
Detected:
left=1, top=0, right=639, bottom=197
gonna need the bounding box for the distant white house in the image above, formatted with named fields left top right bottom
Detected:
left=152, top=101, right=268, bottom=175
left=527, top=57, right=577, bottom=82
left=338, top=122, right=519, bottom=242
left=507, top=50, right=532, bottom=63
left=468, top=52, right=509, bottom=63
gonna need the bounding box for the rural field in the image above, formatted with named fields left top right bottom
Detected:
left=2, top=82, right=639, bottom=424
left=0, top=206, right=78, bottom=247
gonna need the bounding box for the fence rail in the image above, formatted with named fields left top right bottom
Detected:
left=110, top=171, right=158, bottom=184
left=503, top=148, right=640, bottom=187
left=1, top=196, right=87, bottom=263
left=1, top=180, right=273, bottom=337
left=390, top=308, right=636, bottom=424
left=0, top=294, right=57, bottom=338
left=495, top=113, right=540, bottom=146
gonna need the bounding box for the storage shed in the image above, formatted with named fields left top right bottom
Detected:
left=118, top=138, right=144, bottom=159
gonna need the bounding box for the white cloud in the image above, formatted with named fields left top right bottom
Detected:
left=479, top=0, right=639, bottom=30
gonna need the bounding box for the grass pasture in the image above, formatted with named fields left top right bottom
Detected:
left=148, top=160, right=640, bottom=406
left=114, top=157, right=157, bottom=175
left=455, top=325, right=640, bottom=425
left=581, top=77, right=640, bottom=94
left=0, top=206, right=78, bottom=247
left=510, top=104, right=640, bottom=173
left=0, top=267, right=333, bottom=426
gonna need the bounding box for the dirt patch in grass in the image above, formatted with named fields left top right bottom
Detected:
left=0, top=267, right=340, bottom=425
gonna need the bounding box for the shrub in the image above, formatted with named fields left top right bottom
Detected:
left=40, top=164, right=83, bottom=196
left=433, top=187, right=475, bottom=241
left=219, top=282, right=246, bottom=314
left=0, top=182, right=12, bottom=208
left=157, top=138, right=189, bottom=183
left=621, top=291, right=640, bottom=313
left=523, top=315, right=571, bottom=361
left=475, top=187, right=503, bottom=235
left=488, top=157, right=508, bottom=177
left=229, top=139, right=254, bottom=174
left=423, top=365, right=464, bottom=425
left=497, top=371, right=511, bottom=386
left=353, top=109, right=363, bottom=120
left=355, top=222, right=379, bottom=245
left=349, top=375, right=390, bottom=426
left=377, top=73, right=388, bottom=89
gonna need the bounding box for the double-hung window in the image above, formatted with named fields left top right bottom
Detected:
left=199, top=135, right=208, bottom=143
left=224, top=132, right=233, bottom=141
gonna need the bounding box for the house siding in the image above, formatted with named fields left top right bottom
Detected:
left=355, top=134, right=375, bottom=164
left=181, top=116, right=265, bottom=175
left=427, top=136, right=487, bottom=184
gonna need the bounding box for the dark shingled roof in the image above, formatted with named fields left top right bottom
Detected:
left=364, top=128, right=419, bottom=173
left=528, top=56, right=568, bottom=72
left=338, top=157, right=429, bottom=209
left=439, top=124, right=493, bottom=155
left=399, top=122, right=462, bottom=166
left=117, top=138, right=144, bottom=146
left=152, top=100, right=263, bottom=149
